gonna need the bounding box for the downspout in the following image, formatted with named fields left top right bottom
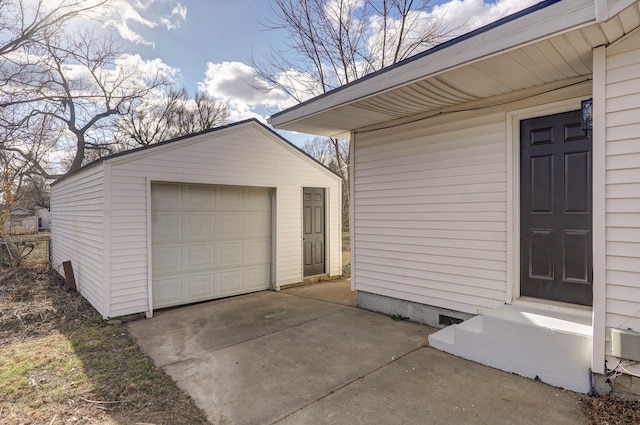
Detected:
left=102, top=162, right=111, bottom=318
left=349, top=130, right=356, bottom=291
left=145, top=177, right=154, bottom=318
left=591, top=45, right=607, bottom=376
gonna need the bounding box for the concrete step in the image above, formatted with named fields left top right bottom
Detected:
left=428, top=321, right=456, bottom=345
left=428, top=304, right=593, bottom=393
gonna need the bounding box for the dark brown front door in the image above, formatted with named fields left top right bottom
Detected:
left=303, top=187, right=325, bottom=276
left=520, top=110, right=592, bottom=306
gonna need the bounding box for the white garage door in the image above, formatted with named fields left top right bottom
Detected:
left=151, top=183, right=272, bottom=309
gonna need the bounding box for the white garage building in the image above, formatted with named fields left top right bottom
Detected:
left=51, top=119, right=342, bottom=318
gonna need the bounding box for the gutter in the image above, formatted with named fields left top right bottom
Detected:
left=269, top=0, right=596, bottom=130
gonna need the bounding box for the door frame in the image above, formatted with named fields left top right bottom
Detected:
left=301, top=186, right=328, bottom=277
left=145, top=179, right=278, bottom=317
left=506, top=97, right=599, bottom=307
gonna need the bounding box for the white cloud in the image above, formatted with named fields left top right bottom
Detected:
left=116, top=53, right=179, bottom=82
left=324, top=0, right=365, bottom=28
left=160, top=3, right=187, bottom=30
left=365, top=0, right=541, bottom=64
left=197, top=0, right=542, bottom=122
left=198, top=61, right=299, bottom=122
left=74, top=0, right=187, bottom=45
left=102, top=1, right=158, bottom=45
left=45, top=53, right=177, bottom=101
left=429, top=0, right=541, bottom=35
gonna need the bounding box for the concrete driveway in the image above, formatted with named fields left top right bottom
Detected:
left=128, top=279, right=586, bottom=425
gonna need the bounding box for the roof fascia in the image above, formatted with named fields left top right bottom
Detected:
left=269, top=0, right=596, bottom=130
left=251, top=122, right=343, bottom=181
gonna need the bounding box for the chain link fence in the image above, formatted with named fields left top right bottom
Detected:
left=342, top=232, right=351, bottom=277
left=0, top=234, right=50, bottom=269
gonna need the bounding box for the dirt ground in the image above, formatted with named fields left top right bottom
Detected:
left=0, top=266, right=209, bottom=425
left=2, top=265, right=640, bottom=425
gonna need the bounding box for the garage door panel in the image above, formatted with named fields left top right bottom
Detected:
left=185, top=273, right=215, bottom=299
left=152, top=183, right=272, bottom=309
left=184, top=185, right=215, bottom=210
left=216, top=242, right=244, bottom=266
left=151, top=184, right=182, bottom=210
left=184, top=244, right=215, bottom=269
left=245, top=266, right=271, bottom=290
left=247, top=188, right=271, bottom=209
left=153, top=213, right=182, bottom=242
left=185, top=214, right=216, bottom=240
left=246, top=240, right=271, bottom=263
left=217, top=186, right=245, bottom=210
left=153, top=246, right=182, bottom=273
left=218, top=215, right=244, bottom=238
left=153, top=276, right=183, bottom=308
left=247, top=213, right=271, bottom=236
left=217, top=270, right=244, bottom=294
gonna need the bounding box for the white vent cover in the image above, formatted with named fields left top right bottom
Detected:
left=611, top=328, right=640, bottom=361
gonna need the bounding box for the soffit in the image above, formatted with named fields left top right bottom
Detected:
left=270, top=1, right=640, bottom=138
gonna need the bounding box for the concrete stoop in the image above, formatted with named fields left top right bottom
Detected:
left=428, top=304, right=593, bottom=393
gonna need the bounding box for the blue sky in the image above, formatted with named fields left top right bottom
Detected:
left=123, top=1, right=287, bottom=93
left=80, top=0, right=541, bottom=145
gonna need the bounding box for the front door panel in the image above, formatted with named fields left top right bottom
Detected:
left=303, top=187, right=325, bottom=276
left=520, top=110, right=592, bottom=306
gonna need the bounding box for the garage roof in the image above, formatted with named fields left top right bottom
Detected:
left=53, top=118, right=339, bottom=185
left=268, top=0, right=640, bottom=138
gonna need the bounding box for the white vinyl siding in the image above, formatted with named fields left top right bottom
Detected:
left=107, top=171, right=149, bottom=316
left=353, top=113, right=507, bottom=315
left=50, top=121, right=341, bottom=318
left=105, top=123, right=340, bottom=317
left=604, top=29, right=640, bottom=331
left=50, top=164, right=106, bottom=316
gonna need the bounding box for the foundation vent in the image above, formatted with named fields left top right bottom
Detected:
left=439, top=314, right=463, bottom=327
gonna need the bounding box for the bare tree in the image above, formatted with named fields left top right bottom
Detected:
left=304, top=136, right=349, bottom=224
left=0, top=0, right=106, bottom=57
left=113, top=86, right=230, bottom=149
left=0, top=105, right=62, bottom=183
left=303, top=137, right=337, bottom=167
left=253, top=0, right=458, bottom=227
left=176, top=91, right=230, bottom=136
left=1, top=29, right=169, bottom=177
left=13, top=175, right=50, bottom=209
left=0, top=0, right=109, bottom=185
left=255, top=0, right=454, bottom=100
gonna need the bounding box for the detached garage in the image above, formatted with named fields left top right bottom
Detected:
left=51, top=119, right=342, bottom=318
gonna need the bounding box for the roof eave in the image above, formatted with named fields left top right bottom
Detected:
left=269, top=0, right=598, bottom=134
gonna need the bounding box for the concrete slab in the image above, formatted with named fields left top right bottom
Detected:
left=158, top=308, right=429, bottom=425
left=282, top=278, right=357, bottom=306
left=129, top=285, right=585, bottom=425
left=129, top=291, right=350, bottom=367
left=274, top=348, right=585, bottom=425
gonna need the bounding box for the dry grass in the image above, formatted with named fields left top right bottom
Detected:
left=0, top=266, right=210, bottom=424
left=4, top=265, right=640, bottom=424
left=342, top=232, right=351, bottom=277
left=0, top=232, right=50, bottom=268
left=580, top=395, right=640, bottom=425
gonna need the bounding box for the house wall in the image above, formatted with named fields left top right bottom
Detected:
left=604, top=29, right=640, bottom=332
left=106, top=123, right=341, bottom=317
left=50, top=164, right=106, bottom=316
left=351, top=80, right=594, bottom=319
left=352, top=112, right=508, bottom=315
